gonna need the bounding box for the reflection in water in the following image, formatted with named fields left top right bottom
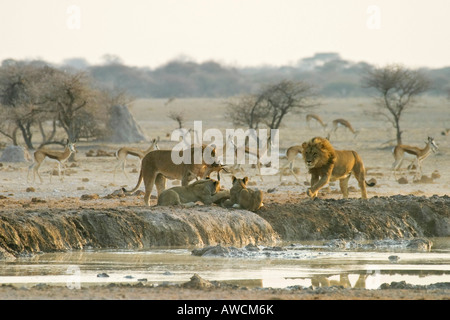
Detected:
left=0, top=239, right=449, bottom=289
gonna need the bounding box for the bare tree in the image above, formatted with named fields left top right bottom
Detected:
left=0, top=62, right=52, bottom=148
left=224, top=94, right=266, bottom=129
left=226, top=80, right=318, bottom=130
left=363, top=64, right=431, bottom=145
left=44, top=70, right=99, bottom=142
left=258, top=80, right=318, bottom=130
left=168, top=110, right=185, bottom=129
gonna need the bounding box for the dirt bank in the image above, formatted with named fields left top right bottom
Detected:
left=1, top=194, right=449, bottom=258
left=0, top=206, right=277, bottom=258
left=259, top=194, right=450, bottom=241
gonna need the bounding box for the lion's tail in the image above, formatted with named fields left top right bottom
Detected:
left=365, top=180, right=376, bottom=187
left=122, top=168, right=143, bottom=194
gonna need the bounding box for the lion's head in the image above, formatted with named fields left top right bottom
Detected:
left=301, top=137, right=336, bottom=169
left=202, top=178, right=221, bottom=195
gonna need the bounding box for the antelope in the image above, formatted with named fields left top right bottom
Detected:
left=329, top=118, right=358, bottom=138
left=200, top=161, right=230, bottom=182
left=27, top=139, right=77, bottom=183
left=113, top=138, right=159, bottom=180
left=392, top=136, right=438, bottom=179
left=306, top=113, right=327, bottom=130
left=279, top=145, right=303, bottom=183
left=441, top=128, right=450, bottom=136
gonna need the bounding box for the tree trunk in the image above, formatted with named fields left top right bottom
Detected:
left=17, top=121, right=34, bottom=150
left=395, top=119, right=402, bottom=145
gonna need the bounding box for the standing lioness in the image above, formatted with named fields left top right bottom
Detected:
left=123, top=145, right=216, bottom=206
left=301, top=137, right=375, bottom=199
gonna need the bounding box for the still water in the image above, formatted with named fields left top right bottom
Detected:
left=1, top=238, right=449, bottom=290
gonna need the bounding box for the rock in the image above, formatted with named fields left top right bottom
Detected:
left=182, top=274, right=214, bottom=289
left=104, top=105, right=147, bottom=143
left=431, top=170, right=441, bottom=179
left=192, top=245, right=230, bottom=257
left=80, top=194, right=99, bottom=201
left=388, top=255, right=400, bottom=263
left=97, top=273, right=109, bottom=278
left=397, top=177, right=408, bottom=184
left=31, top=197, right=46, bottom=203
left=406, top=238, right=433, bottom=251
left=245, top=244, right=260, bottom=251
left=414, top=175, right=434, bottom=184
left=0, top=145, right=32, bottom=162
left=25, top=187, right=35, bottom=192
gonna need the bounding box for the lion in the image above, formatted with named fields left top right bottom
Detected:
left=223, top=176, right=263, bottom=212
left=157, top=178, right=230, bottom=207
left=122, top=144, right=217, bottom=206
left=301, top=137, right=375, bottom=199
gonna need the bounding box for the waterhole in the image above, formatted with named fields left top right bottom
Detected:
left=1, top=238, right=449, bottom=290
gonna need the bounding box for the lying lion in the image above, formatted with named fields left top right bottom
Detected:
left=223, top=176, right=263, bottom=212
left=157, top=178, right=230, bottom=207
left=301, top=136, right=375, bottom=199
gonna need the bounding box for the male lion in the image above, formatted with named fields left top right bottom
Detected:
left=301, top=137, right=375, bottom=199
left=223, top=176, right=263, bottom=212
left=123, top=144, right=216, bottom=206
left=157, top=178, right=229, bottom=207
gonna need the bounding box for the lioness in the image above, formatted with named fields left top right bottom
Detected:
left=123, top=144, right=217, bottom=206
left=157, top=178, right=229, bottom=207
left=301, top=137, right=375, bottom=199
left=223, top=176, right=263, bottom=212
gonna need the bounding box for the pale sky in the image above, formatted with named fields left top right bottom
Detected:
left=1, top=0, right=449, bottom=68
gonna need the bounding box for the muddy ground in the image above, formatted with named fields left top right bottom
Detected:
left=0, top=97, right=449, bottom=299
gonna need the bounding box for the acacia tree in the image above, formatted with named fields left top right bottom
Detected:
left=225, top=94, right=266, bottom=130
left=0, top=61, right=113, bottom=148
left=0, top=61, right=52, bottom=149
left=226, top=80, right=318, bottom=130
left=258, top=80, right=318, bottom=130
left=44, top=70, right=99, bottom=142
left=363, top=64, right=431, bottom=145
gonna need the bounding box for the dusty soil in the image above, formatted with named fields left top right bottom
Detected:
left=0, top=97, right=449, bottom=300
left=1, top=282, right=449, bottom=300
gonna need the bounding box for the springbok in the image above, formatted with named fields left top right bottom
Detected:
left=329, top=118, right=358, bottom=138
left=306, top=113, right=327, bottom=130
left=279, top=145, right=303, bottom=183
left=113, top=138, right=159, bottom=180
left=27, top=139, right=77, bottom=183
left=392, top=136, right=438, bottom=179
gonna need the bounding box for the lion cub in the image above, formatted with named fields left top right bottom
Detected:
left=224, top=176, right=263, bottom=212
left=157, top=178, right=229, bottom=207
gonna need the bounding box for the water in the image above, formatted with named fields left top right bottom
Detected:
left=1, top=238, right=449, bottom=290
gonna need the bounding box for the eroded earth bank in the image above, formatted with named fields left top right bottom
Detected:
left=1, top=194, right=449, bottom=259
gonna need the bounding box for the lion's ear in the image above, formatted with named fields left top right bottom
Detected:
left=301, top=142, right=307, bottom=150
left=232, top=175, right=237, bottom=183
left=243, top=177, right=249, bottom=185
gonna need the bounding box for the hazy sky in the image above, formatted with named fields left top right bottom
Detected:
left=1, top=0, right=449, bottom=68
